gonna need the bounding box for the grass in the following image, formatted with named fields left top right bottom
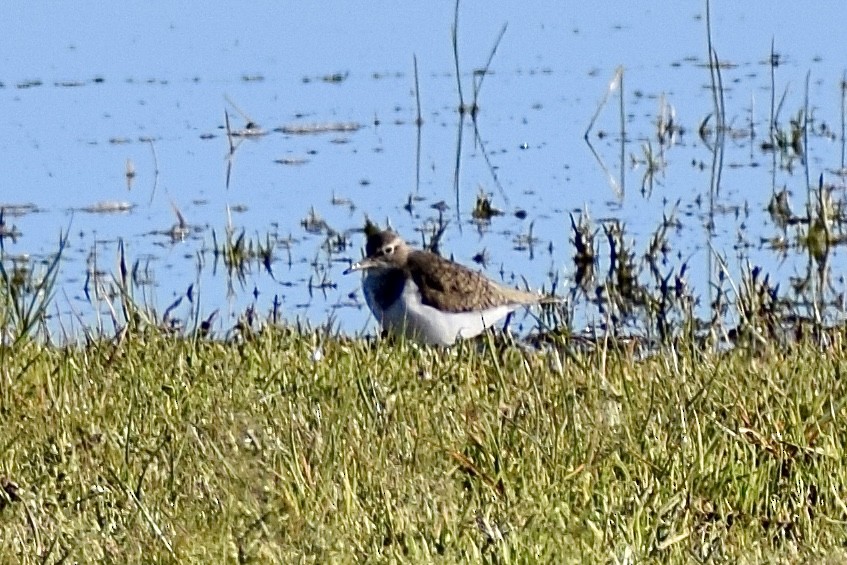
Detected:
left=2, top=325, right=847, bottom=563
left=1, top=4, right=845, bottom=559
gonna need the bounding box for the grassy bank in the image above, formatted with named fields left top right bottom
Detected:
left=1, top=327, right=846, bottom=563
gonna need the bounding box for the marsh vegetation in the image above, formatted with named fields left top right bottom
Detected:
left=3, top=1, right=847, bottom=562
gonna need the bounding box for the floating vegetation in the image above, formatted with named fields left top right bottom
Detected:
left=273, top=156, right=310, bottom=166
left=512, top=221, right=540, bottom=253
left=125, top=157, right=136, bottom=190
left=15, top=79, right=42, bottom=89
left=767, top=187, right=796, bottom=228
left=166, top=201, right=191, bottom=243
left=320, top=231, right=349, bottom=255
left=655, top=94, right=682, bottom=146
left=54, top=80, right=86, bottom=88
left=300, top=71, right=350, bottom=84
left=79, top=201, right=135, bottom=214
left=471, top=189, right=503, bottom=222
left=300, top=207, right=332, bottom=235
left=277, top=122, right=361, bottom=135
left=471, top=247, right=490, bottom=267
left=0, top=209, right=22, bottom=245
left=0, top=203, right=38, bottom=217
left=633, top=139, right=666, bottom=196
left=330, top=192, right=355, bottom=211
left=211, top=226, right=275, bottom=282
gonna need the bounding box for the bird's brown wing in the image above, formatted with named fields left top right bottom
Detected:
left=406, top=251, right=532, bottom=313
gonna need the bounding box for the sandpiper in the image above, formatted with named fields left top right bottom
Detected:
left=344, top=227, right=555, bottom=345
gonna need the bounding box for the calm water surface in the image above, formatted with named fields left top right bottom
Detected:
left=1, top=2, right=845, bottom=338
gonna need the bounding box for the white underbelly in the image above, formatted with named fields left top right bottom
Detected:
left=381, top=281, right=519, bottom=345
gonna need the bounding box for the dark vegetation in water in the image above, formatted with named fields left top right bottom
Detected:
left=0, top=1, right=845, bottom=352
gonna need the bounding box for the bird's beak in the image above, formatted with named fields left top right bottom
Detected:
left=343, top=257, right=379, bottom=275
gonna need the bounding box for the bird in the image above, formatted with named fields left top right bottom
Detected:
left=343, top=226, right=556, bottom=345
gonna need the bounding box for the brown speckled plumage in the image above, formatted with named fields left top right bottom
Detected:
left=357, top=229, right=550, bottom=313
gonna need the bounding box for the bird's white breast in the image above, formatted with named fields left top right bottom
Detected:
left=365, top=271, right=521, bottom=345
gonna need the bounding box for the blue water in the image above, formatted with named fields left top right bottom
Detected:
left=1, top=2, right=845, bottom=338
